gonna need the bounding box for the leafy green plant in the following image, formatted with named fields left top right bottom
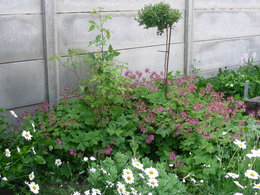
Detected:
left=135, top=2, right=181, bottom=96
left=197, top=53, right=260, bottom=99
left=71, top=152, right=186, bottom=195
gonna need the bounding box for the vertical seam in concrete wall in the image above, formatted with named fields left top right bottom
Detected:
left=184, top=0, right=194, bottom=75
left=42, top=0, right=59, bottom=107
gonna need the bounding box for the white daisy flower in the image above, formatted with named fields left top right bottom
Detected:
left=225, top=172, right=239, bottom=179
left=123, top=174, right=135, bottom=184
left=246, top=153, right=255, bottom=158
left=89, top=168, right=96, bottom=173
left=245, top=170, right=259, bottom=180
left=234, top=139, right=246, bottom=149
left=84, top=190, right=90, bottom=195
left=72, top=192, right=80, bottom=195
left=222, top=132, right=227, bottom=135
left=130, top=187, right=137, bottom=195
left=28, top=182, right=40, bottom=194
left=147, top=178, right=159, bottom=188
left=190, top=178, right=196, bottom=184
left=55, top=159, right=62, bottom=167
left=144, top=167, right=159, bottom=178
left=117, top=182, right=126, bottom=194
left=5, top=148, right=11, bottom=158
left=17, top=146, right=20, bottom=153
left=91, top=188, right=101, bottom=195
left=132, top=158, right=144, bottom=170
left=2, top=177, right=8, bottom=181
left=200, top=180, right=204, bottom=183
left=251, top=149, right=260, bottom=157
left=148, top=193, right=153, bottom=195
left=234, top=193, right=243, bottom=195
left=253, top=183, right=260, bottom=190
left=83, top=157, right=88, bottom=162
left=29, top=172, right=35, bottom=181
left=123, top=168, right=133, bottom=176
left=233, top=181, right=245, bottom=189
left=100, top=168, right=107, bottom=174
left=106, top=181, right=114, bottom=188
left=10, top=110, right=18, bottom=118
left=90, top=156, right=96, bottom=161
left=22, top=130, right=33, bottom=141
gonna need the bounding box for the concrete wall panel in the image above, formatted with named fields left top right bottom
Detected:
left=0, top=15, right=44, bottom=63
left=194, top=36, right=260, bottom=72
left=118, top=43, right=184, bottom=74
left=0, top=0, right=42, bottom=14
left=57, top=12, right=184, bottom=56
left=57, top=0, right=185, bottom=13
left=194, top=11, right=260, bottom=41
left=195, top=0, right=260, bottom=9
left=0, top=60, right=47, bottom=109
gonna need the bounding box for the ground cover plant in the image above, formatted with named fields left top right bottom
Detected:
left=0, top=5, right=259, bottom=195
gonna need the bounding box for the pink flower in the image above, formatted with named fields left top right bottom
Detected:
left=169, top=152, right=176, bottom=161
left=145, top=68, right=150, bottom=73
left=57, top=139, right=62, bottom=145
left=189, top=119, right=198, bottom=125
left=157, top=107, right=164, bottom=112
left=69, top=149, right=75, bottom=155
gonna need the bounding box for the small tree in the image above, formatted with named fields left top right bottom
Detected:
left=135, top=2, right=181, bottom=96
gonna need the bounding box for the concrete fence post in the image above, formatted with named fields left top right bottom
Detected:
left=184, top=0, right=194, bottom=75
left=42, top=0, right=59, bottom=107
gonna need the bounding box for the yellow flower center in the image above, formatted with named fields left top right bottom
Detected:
left=127, top=177, right=131, bottom=180
left=33, top=186, right=37, bottom=190
left=119, top=188, right=123, bottom=192
left=149, top=171, right=154, bottom=174
left=151, top=181, right=155, bottom=185
left=25, top=133, right=29, bottom=137
left=250, top=173, right=255, bottom=176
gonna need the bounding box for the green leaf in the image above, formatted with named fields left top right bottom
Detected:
left=48, top=55, right=61, bottom=61
left=106, top=30, right=111, bottom=39
left=89, top=25, right=95, bottom=32
left=113, top=51, right=120, bottom=56
left=34, top=155, right=46, bottom=165
left=88, top=20, right=95, bottom=25
left=108, top=44, right=113, bottom=53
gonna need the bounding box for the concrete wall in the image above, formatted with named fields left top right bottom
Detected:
left=0, top=0, right=260, bottom=112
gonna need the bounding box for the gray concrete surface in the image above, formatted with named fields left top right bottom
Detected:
left=0, top=0, right=260, bottom=111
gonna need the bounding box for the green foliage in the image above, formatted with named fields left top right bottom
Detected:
left=0, top=109, right=11, bottom=150
left=83, top=152, right=186, bottom=195
left=197, top=55, right=260, bottom=99
left=135, top=2, right=181, bottom=35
